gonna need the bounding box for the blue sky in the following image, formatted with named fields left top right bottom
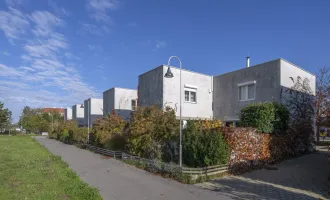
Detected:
left=0, top=0, right=330, bottom=122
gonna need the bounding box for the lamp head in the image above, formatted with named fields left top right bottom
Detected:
left=164, top=66, right=174, bottom=78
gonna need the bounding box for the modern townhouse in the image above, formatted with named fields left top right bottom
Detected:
left=64, top=107, right=72, bottom=121
left=103, top=87, right=137, bottom=120
left=83, top=98, right=103, bottom=128
left=213, top=58, right=316, bottom=124
left=138, top=58, right=316, bottom=124
left=138, top=65, right=213, bottom=120
left=72, top=104, right=85, bottom=127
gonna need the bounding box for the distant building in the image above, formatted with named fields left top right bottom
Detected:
left=84, top=98, right=103, bottom=128
left=138, top=65, right=213, bottom=120
left=42, top=108, right=64, bottom=116
left=64, top=108, right=72, bottom=121
left=103, top=87, right=137, bottom=120
left=72, top=104, right=84, bottom=127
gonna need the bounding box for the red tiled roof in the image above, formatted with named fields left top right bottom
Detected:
left=42, top=108, right=64, bottom=113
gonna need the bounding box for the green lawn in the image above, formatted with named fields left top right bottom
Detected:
left=0, top=136, right=102, bottom=200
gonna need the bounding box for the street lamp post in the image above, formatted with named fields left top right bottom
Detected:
left=164, top=56, right=183, bottom=167
left=87, top=99, right=90, bottom=143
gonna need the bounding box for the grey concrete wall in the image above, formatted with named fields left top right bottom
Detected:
left=103, top=88, right=115, bottom=117
left=138, top=66, right=163, bottom=108
left=72, top=104, right=84, bottom=127
left=64, top=108, right=72, bottom=121
left=162, top=66, right=213, bottom=119
left=213, top=59, right=282, bottom=121
left=84, top=98, right=103, bottom=128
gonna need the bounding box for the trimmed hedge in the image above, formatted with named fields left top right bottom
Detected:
left=239, top=102, right=289, bottom=134
left=182, top=121, right=229, bottom=167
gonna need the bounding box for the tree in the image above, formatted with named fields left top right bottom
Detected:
left=315, top=67, right=330, bottom=142
left=0, top=102, right=12, bottom=132
left=282, top=76, right=315, bottom=145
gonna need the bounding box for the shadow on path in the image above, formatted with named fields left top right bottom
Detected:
left=198, top=149, right=329, bottom=200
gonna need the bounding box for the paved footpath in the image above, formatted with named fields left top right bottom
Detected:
left=35, top=137, right=231, bottom=200
left=36, top=137, right=329, bottom=200
left=197, top=146, right=330, bottom=200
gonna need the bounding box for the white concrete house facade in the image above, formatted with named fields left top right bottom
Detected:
left=84, top=98, right=103, bottom=128
left=103, top=87, right=137, bottom=120
left=72, top=104, right=84, bottom=127
left=138, top=65, right=213, bottom=120
left=64, top=108, right=72, bottom=121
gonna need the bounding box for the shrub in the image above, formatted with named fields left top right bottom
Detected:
left=239, top=102, right=290, bottom=134
left=73, top=127, right=88, bottom=144
left=239, top=102, right=275, bottom=133
left=182, top=121, right=230, bottom=167
left=126, top=106, right=179, bottom=160
left=90, top=111, right=126, bottom=148
left=196, top=119, right=223, bottom=130
left=273, top=102, right=290, bottom=134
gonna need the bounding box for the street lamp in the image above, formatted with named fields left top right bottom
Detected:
left=164, top=56, right=183, bottom=167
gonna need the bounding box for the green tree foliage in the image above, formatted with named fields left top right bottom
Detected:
left=90, top=111, right=127, bottom=150
left=182, top=120, right=229, bottom=167
left=126, top=106, right=179, bottom=160
left=272, top=102, right=290, bottom=134
left=0, top=102, right=12, bottom=132
left=49, top=120, right=88, bottom=144
left=239, top=102, right=276, bottom=133
left=19, top=106, right=63, bottom=134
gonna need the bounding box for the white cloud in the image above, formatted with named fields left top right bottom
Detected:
left=48, top=0, right=70, bottom=16
left=0, top=6, right=99, bottom=121
left=0, top=7, right=29, bottom=40
left=82, top=0, right=118, bottom=35
left=2, top=51, right=11, bottom=56
left=29, top=11, right=64, bottom=37
left=87, top=0, right=118, bottom=23
left=154, top=40, right=167, bottom=51
left=64, top=52, right=80, bottom=60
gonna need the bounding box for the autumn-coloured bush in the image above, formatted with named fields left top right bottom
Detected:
left=90, top=111, right=126, bottom=150
left=195, top=119, right=223, bottom=130
left=182, top=121, right=229, bottom=167
left=126, top=106, right=179, bottom=160
left=221, top=127, right=310, bottom=174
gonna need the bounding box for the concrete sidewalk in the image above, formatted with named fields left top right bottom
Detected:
left=35, top=137, right=231, bottom=200
left=198, top=146, right=329, bottom=200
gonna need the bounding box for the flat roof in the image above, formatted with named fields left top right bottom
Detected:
left=103, top=87, right=137, bottom=93
left=138, top=64, right=212, bottom=77
left=214, top=58, right=315, bottom=77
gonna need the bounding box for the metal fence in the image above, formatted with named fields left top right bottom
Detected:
left=86, top=145, right=228, bottom=177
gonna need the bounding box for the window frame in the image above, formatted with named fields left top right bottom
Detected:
left=131, top=99, right=137, bottom=111
left=184, top=87, right=197, bottom=103
left=238, top=81, right=256, bottom=101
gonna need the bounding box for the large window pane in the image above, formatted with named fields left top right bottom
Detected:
left=185, top=91, right=189, bottom=101
left=248, top=84, right=255, bottom=100
left=239, top=86, right=246, bottom=101
left=190, top=91, right=196, bottom=103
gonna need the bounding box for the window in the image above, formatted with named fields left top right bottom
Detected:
left=184, top=88, right=197, bottom=103
left=238, top=82, right=256, bottom=101
left=131, top=99, right=137, bottom=111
